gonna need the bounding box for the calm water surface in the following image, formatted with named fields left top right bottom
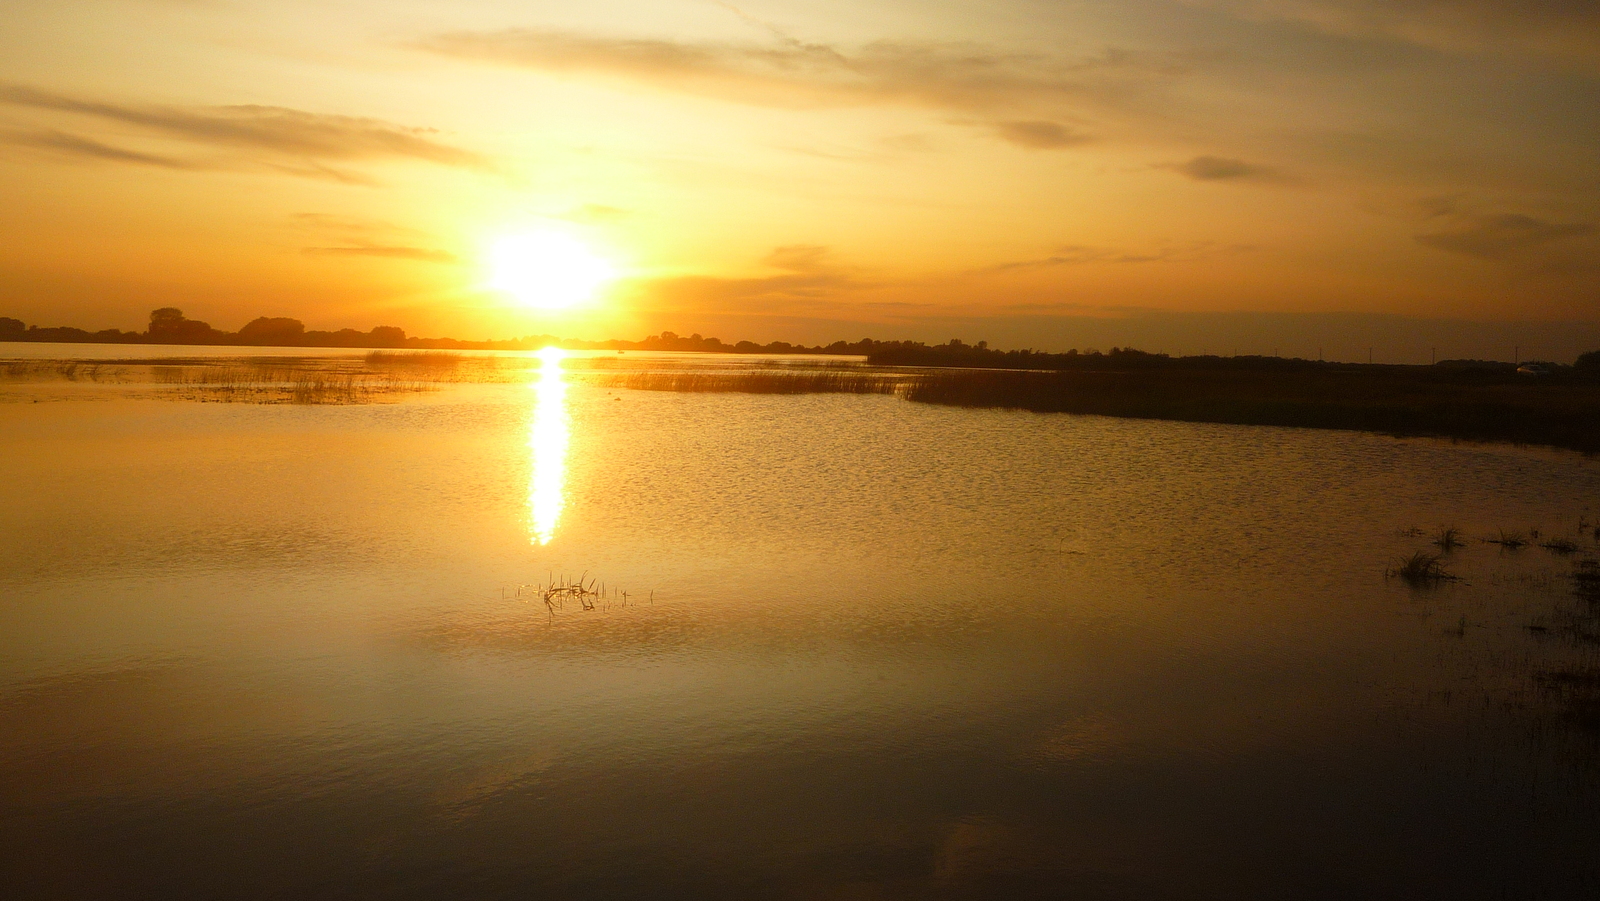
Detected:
left=3, top=348, right=1599, bottom=899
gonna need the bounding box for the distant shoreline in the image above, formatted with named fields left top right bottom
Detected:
left=8, top=316, right=1599, bottom=455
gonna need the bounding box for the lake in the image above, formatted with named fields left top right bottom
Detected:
left=3, top=345, right=1599, bottom=899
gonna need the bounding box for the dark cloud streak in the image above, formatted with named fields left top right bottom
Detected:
left=417, top=29, right=1161, bottom=146
left=1416, top=212, right=1594, bottom=258
left=1, top=129, right=198, bottom=169
left=302, top=245, right=458, bottom=263
left=0, top=84, right=490, bottom=172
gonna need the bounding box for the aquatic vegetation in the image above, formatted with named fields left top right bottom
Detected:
left=1, top=360, right=124, bottom=382
left=1488, top=530, right=1529, bottom=549
left=1390, top=551, right=1458, bottom=585
left=1542, top=537, right=1582, bottom=554
left=1433, top=526, right=1466, bottom=552
left=153, top=362, right=432, bottom=404
left=594, top=369, right=903, bottom=395
left=364, top=350, right=463, bottom=369
left=512, top=573, right=644, bottom=620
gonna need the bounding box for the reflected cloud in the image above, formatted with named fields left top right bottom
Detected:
left=528, top=347, right=569, bottom=545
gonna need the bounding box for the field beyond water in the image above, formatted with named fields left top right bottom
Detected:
left=902, top=366, right=1600, bottom=454
left=5, top=344, right=1599, bottom=452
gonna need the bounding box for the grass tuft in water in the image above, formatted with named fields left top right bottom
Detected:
left=596, top=370, right=902, bottom=395
left=1487, top=529, right=1529, bottom=549
left=1390, top=551, right=1458, bottom=585
left=1433, top=526, right=1466, bottom=552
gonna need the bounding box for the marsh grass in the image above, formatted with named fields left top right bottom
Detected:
left=593, top=369, right=904, bottom=395
left=1433, top=526, right=1466, bottom=552
left=511, top=573, right=642, bottom=621
left=1542, top=537, right=1582, bottom=554
left=1488, top=530, right=1529, bottom=549
left=152, top=361, right=432, bottom=404
left=1390, top=551, right=1459, bottom=585
left=1, top=360, right=125, bottom=382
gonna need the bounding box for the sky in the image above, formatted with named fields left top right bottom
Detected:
left=2, top=0, right=1598, bottom=360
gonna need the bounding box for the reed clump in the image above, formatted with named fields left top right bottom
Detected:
left=595, top=370, right=903, bottom=395
left=153, top=361, right=430, bottom=404
left=1487, top=530, right=1529, bottom=549
left=1390, top=551, right=1458, bottom=585
left=512, top=573, right=642, bottom=620
left=1433, top=526, right=1466, bottom=552
left=1542, top=537, right=1581, bottom=554
left=365, top=350, right=463, bottom=370
left=1, top=360, right=123, bottom=382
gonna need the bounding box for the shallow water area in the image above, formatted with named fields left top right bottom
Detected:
left=3, top=346, right=1600, bottom=899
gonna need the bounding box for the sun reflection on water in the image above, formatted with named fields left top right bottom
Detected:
left=528, top=347, right=569, bottom=545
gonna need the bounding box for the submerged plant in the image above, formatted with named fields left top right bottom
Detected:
left=1488, top=529, right=1529, bottom=549
left=1542, top=537, right=1581, bottom=554
left=1433, top=526, right=1465, bottom=552
left=1390, top=551, right=1458, bottom=585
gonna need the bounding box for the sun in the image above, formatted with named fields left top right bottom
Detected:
left=489, top=232, right=616, bottom=310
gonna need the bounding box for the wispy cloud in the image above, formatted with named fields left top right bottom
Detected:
left=0, top=84, right=491, bottom=179
left=1180, top=0, right=1600, bottom=70
left=763, top=244, right=833, bottom=273
left=990, top=120, right=1091, bottom=150
left=302, top=245, right=459, bottom=263
left=0, top=129, right=198, bottom=169
left=416, top=29, right=1172, bottom=146
left=1170, top=155, right=1277, bottom=181
left=991, top=241, right=1255, bottom=271
left=1416, top=212, right=1594, bottom=258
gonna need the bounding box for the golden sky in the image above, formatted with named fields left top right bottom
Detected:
left=2, top=0, right=1598, bottom=358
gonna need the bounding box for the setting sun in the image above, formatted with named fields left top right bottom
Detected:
left=488, top=232, right=616, bottom=311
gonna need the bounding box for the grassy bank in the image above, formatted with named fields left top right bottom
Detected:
left=903, top=367, right=1600, bottom=453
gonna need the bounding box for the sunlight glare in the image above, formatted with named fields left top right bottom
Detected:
left=490, top=232, right=615, bottom=310
left=528, top=347, right=569, bottom=545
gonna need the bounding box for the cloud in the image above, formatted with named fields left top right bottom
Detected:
left=990, top=120, right=1090, bottom=149
left=417, top=29, right=1165, bottom=145
left=0, top=84, right=490, bottom=176
left=1416, top=212, right=1594, bottom=258
left=631, top=246, right=865, bottom=315
left=992, top=241, right=1254, bottom=270
left=0, top=129, right=198, bottom=169
left=1171, top=155, right=1276, bottom=181
left=763, top=244, right=832, bottom=273
left=302, top=245, right=458, bottom=263
left=1181, top=0, right=1600, bottom=70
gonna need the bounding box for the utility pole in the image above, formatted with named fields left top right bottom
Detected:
left=1368, top=347, right=1373, bottom=364
left=1431, top=347, right=1436, bottom=365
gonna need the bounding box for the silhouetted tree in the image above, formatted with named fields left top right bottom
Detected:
left=237, top=316, right=306, bottom=346
left=146, top=308, right=221, bottom=344
left=0, top=317, right=24, bottom=340
left=368, top=326, right=407, bottom=348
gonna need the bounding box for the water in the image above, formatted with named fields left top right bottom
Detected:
left=3, top=347, right=1599, bottom=899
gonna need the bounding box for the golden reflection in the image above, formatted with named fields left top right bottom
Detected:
left=528, top=346, right=569, bottom=545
